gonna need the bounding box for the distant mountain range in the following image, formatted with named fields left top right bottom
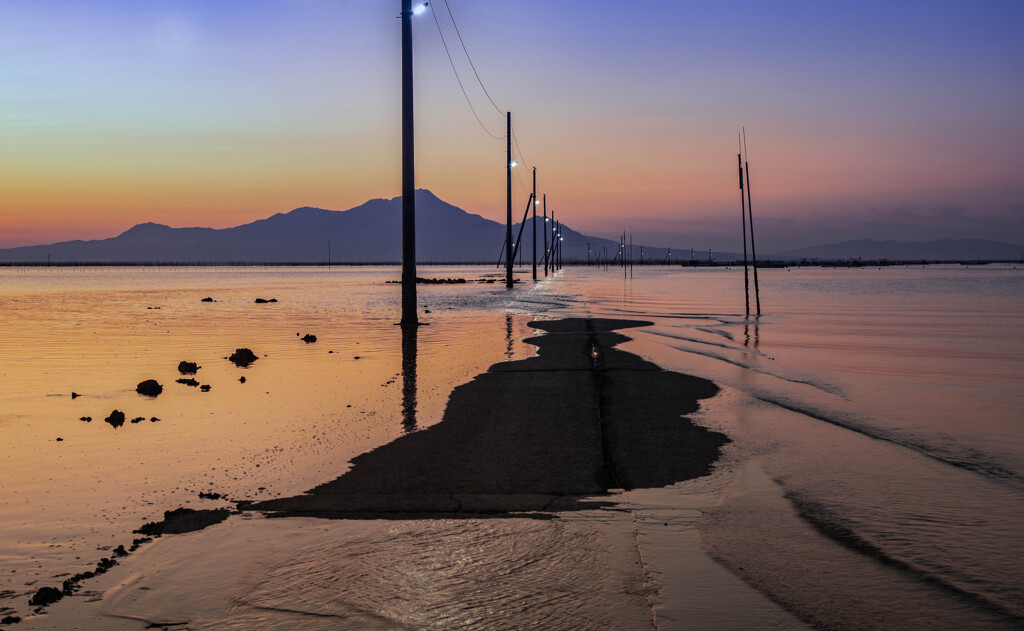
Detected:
left=0, top=191, right=1019, bottom=263
left=0, top=190, right=672, bottom=264
left=769, top=238, right=1023, bottom=262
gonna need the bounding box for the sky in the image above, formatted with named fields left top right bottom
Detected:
left=1, top=0, right=1022, bottom=252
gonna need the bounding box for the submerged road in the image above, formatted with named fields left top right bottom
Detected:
left=252, top=318, right=727, bottom=517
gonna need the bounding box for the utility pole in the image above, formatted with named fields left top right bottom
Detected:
left=400, top=0, right=418, bottom=326
left=739, top=146, right=750, bottom=317
left=532, top=167, right=537, bottom=281
left=543, top=195, right=549, bottom=276
left=743, top=128, right=761, bottom=315
left=506, top=112, right=513, bottom=289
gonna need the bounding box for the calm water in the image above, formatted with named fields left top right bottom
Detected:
left=2, top=264, right=1022, bottom=629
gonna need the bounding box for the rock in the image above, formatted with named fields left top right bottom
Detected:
left=55, top=437, right=63, bottom=442
left=112, top=544, right=128, bottom=557
left=2, top=615, right=22, bottom=624
left=135, top=507, right=231, bottom=536
left=29, top=586, right=63, bottom=608
left=129, top=537, right=152, bottom=552
left=80, top=416, right=92, bottom=422
left=130, top=417, right=145, bottom=424
left=177, top=361, right=200, bottom=374
left=136, top=380, right=163, bottom=396
left=229, top=348, right=258, bottom=367
left=94, top=558, right=117, bottom=574
left=176, top=378, right=200, bottom=387
left=105, top=410, right=126, bottom=428
left=198, top=491, right=223, bottom=500
left=353, top=356, right=361, bottom=360
left=254, top=298, right=278, bottom=304
left=70, top=392, right=80, bottom=399
left=200, top=384, right=211, bottom=392
left=150, top=417, right=160, bottom=422
left=239, top=376, right=246, bottom=383
left=201, top=297, right=214, bottom=302
left=301, top=334, right=317, bottom=343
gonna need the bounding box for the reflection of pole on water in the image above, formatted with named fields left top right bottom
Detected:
left=401, top=322, right=418, bottom=433
left=505, top=313, right=514, bottom=359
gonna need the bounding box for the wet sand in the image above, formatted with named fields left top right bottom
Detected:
left=16, top=317, right=765, bottom=630
left=252, top=318, right=727, bottom=517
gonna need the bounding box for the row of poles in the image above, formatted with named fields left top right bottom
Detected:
left=738, top=129, right=761, bottom=317
left=402, top=1, right=760, bottom=324
left=502, top=114, right=563, bottom=287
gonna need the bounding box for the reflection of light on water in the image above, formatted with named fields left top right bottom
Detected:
left=0, top=265, right=549, bottom=618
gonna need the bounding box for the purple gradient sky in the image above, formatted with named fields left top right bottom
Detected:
left=1, top=0, right=1021, bottom=252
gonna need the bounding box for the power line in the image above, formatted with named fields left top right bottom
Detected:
left=429, top=5, right=503, bottom=140
left=441, top=0, right=505, bottom=117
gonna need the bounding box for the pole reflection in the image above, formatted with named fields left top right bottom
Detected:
left=401, top=323, right=418, bottom=432
left=505, top=313, right=514, bottom=360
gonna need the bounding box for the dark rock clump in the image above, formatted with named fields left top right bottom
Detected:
left=229, top=348, right=258, bottom=367
left=301, top=334, right=317, bottom=343
left=135, top=507, right=231, bottom=536
left=200, top=384, right=211, bottom=392
left=176, top=378, right=200, bottom=387
left=239, top=376, right=246, bottom=383
left=2, top=615, right=21, bottom=624
left=136, top=380, right=163, bottom=396
left=150, top=417, right=160, bottom=422
left=29, top=586, right=62, bottom=608
left=80, top=416, right=92, bottom=422
left=177, top=361, right=200, bottom=374
left=70, top=392, right=80, bottom=399
left=112, top=544, right=128, bottom=558
left=105, top=410, right=126, bottom=428
left=254, top=298, right=278, bottom=304
left=199, top=491, right=223, bottom=500
left=201, top=297, right=215, bottom=302
left=94, top=557, right=117, bottom=574
left=129, top=537, right=152, bottom=552
left=55, top=437, right=63, bottom=442
left=130, top=417, right=145, bottom=424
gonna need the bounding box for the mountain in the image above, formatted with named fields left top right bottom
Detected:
left=769, top=239, right=1023, bottom=262
left=0, top=190, right=688, bottom=264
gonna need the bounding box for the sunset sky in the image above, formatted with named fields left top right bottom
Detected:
left=1, top=0, right=1022, bottom=252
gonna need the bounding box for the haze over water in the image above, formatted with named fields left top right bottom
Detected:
left=1, top=264, right=1022, bottom=629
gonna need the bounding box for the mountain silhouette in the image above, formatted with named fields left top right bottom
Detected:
left=0, top=190, right=669, bottom=264
left=770, top=238, right=1023, bottom=262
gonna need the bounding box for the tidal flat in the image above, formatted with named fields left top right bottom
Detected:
left=2, top=264, right=1023, bottom=629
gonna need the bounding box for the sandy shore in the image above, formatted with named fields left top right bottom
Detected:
left=14, top=318, right=807, bottom=630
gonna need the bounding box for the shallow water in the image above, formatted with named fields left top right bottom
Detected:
left=3, top=264, right=1023, bottom=629
left=553, top=264, right=1024, bottom=629
left=0, top=265, right=560, bottom=621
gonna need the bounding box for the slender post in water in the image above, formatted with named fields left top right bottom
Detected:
left=743, top=128, right=761, bottom=315
left=400, top=0, right=418, bottom=325
left=532, top=167, right=537, bottom=281
left=506, top=112, right=513, bottom=289
left=543, top=195, right=549, bottom=275
left=739, top=141, right=750, bottom=317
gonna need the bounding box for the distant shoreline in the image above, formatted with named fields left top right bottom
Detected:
left=1, top=259, right=1021, bottom=268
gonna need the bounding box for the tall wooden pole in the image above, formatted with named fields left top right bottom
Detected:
left=743, top=128, right=761, bottom=315
left=400, top=0, right=418, bottom=325
left=543, top=195, right=549, bottom=275
left=739, top=147, right=750, bottom=317
left=506, top=112, right=513, bottom=288
left=532, top=167, right=537, bottom=281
